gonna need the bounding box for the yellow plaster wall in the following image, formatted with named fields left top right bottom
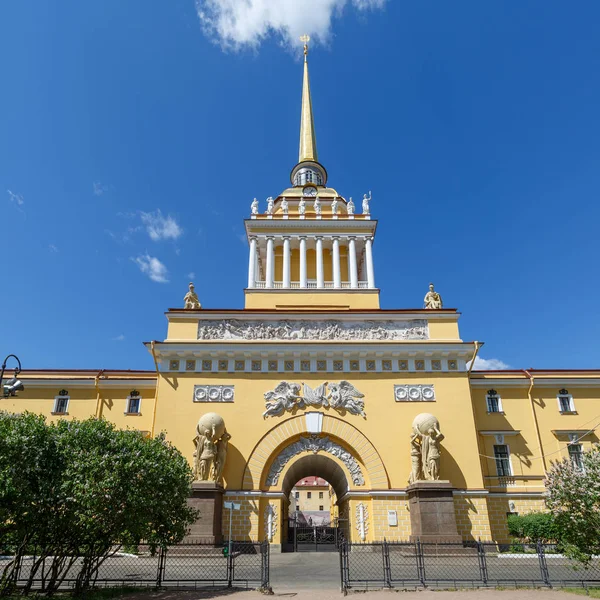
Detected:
left=370, top=497, right=411, bottom=541
left=221, top=495, right=260, bottom=541
left=153, top=370, right=484, bottom=495
left=487, top=496, right=546, bottom=544
left=244, top=290, right=381, bottom=309
left=428, top=319, right=460, bottom=340
left=454, top=495, right=491, bottom=540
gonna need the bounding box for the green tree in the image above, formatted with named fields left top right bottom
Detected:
left=0, top=413, right=197, bottom=596
left=507, top=512, right=558, bottom=544
left=546, top=445, right=600, bottom=564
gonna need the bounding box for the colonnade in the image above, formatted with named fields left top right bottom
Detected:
left=247, top=235, right=376, bottom=290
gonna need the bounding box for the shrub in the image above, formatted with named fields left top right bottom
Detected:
left=507, top=512, right=558, bottom=544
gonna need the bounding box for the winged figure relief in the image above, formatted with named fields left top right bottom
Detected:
left=327, top=381, right=366, bottom=417
left=301, top=382, right=328, bottom=408
left=262, top=382, right=302, bottom=418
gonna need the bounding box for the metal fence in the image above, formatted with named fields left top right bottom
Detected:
left=340, top=540, right=600, bottom=592
left=7, top=541, right=269, bottom=591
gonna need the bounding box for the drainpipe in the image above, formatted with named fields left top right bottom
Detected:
left=150, top=341, right=161, bottom=438
left=94, top=370, right=105, bottom=418
left=524, top=370, right=547, bottom=472
left=468, top=341, right=482, bottom=374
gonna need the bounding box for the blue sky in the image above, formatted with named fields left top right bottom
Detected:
left=1, top=0, right=599, bottom=371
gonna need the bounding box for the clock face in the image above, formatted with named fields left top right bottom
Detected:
left=303, top=186, right=317, bottom=197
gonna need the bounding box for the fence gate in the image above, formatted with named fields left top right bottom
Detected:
left=287, top=517, right=348, bottom=552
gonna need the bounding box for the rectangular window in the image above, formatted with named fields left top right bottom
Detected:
left=493, top=444, right=512, bottom=477
left=307, top=492, right=312, bottom=499
left=127, top=396, right=141, bottom=414
left=295, top=491, right=299, bottom=499
left=486, top=389, right=502, bottom=413
left=568, top=444, right=584, bottom=470
left=319, top=492, right=324, bottom=499
left=319, top=505, right=324, bottom=511
left=558, top=395, right=574, bottom=413
left=53, top=396, right=69, bottom=414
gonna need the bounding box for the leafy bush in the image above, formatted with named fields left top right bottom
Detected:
left=546, top=445, right=600, bottom=564
left=507, top=512, right=559, bottom=544
left=0, top=413, right=197, bottom=596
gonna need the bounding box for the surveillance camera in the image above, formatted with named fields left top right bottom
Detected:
left=3, top=378, right=24, bottom=397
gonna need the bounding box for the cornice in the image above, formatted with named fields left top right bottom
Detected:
left=17, top=378, right=156, bottom=390
left=244, top=218, right=377, bottom=234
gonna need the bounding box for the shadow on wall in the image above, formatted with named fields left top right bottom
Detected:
left=441, top=448, right=467, bottom=489
left=222, top=442, right=248, bottom=489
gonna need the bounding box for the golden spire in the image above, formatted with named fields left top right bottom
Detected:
left=298, top=34, right=318, bottom=163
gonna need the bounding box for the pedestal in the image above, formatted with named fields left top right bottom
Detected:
left=186, top=482, right=224, bottom=545
left=407, top=480, right=461, bottom=543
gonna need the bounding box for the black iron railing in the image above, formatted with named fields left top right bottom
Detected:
left=339, top=540, right=600, bottom=592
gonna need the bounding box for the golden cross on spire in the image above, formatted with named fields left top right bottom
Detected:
left=300, top=34, right=310, bottom=59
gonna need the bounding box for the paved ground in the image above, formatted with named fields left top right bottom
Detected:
left=110, top=588, right=590, bottom=599
left=270, top=552, right=341, bottom=590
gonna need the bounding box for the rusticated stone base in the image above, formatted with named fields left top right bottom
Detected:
left=185, top=482, right=224, bottom=545
left=407, top=480, right=462, bottom=543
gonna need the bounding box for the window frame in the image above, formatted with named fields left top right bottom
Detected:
left=568, top=443, right=584, bottom=470
left=493, top=443, right=513, bottom=477
left=126, top=392, right=142, bottom=415
left=319, top=505, right=324, bottom=511
left=319, top=491, right=324, bottom=499
left=307, top=491, right=312, bottom=499
left=557, top=389, right=575, bottom=414
left=486, top=389, right=503, bottom=414
left=52, top=393, right=70, bottom=415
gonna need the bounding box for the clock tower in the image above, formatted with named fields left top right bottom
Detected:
left=244, top=39, right=379, bottom=311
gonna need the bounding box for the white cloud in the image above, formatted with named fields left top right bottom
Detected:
left=112, top=334, right=125, bottom=342
left=131, top=254, right=169, bottom=283
left=196, top=0, right=386, bottom=50
left=7, top=189, right=24, bottom=205
left=48, top=244, right=59, bottom=253
left=188, top=272, right=196, bottom=280
left=140, top=210, right=183, bottom=241
left=93, top=181, right=109, bottom=196
left=468, top=356, right=511, bottom=371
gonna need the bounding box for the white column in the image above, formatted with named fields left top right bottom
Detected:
left=299, top=236, right=307, bottom=288
left=316, top=236, right=324, bottom=289
left=247, top=236, right=257, bottom=288
left=365, top=236, right=375, bottom=289
left=283, top=236, right=291, bottom=288
left=348, top=237, right=358, bottom=289
left=332, top=237, right=341, bottom=288
left=266, top=236, right=274, bottom=288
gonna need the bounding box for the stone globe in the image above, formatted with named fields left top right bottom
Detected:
left=412, top=413, right=440, bottom=436
left=197, top=412, right=226, bottom=440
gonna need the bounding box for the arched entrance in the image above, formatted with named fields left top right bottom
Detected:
left=280, top=454, right=350, bottom=552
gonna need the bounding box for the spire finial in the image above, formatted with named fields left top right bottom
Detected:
left=298, top=34, right=317, bottom=163
left=300, top=34, right=310, bottom=62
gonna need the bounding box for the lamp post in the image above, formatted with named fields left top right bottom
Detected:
left=1, top=354, right=24, bottom=398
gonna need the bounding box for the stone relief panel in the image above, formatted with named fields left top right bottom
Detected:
left=265, top=435, right=365, bottom=487
left=356, top=502, right=369, bottom=542
left=394, top=384, right=435, bottom=402
left=193, top=385, right=235, bottom=403
left=264, top=504, right=277, bottom=542
left=263, top=381, right=365, bottom=418
left=197, top=319, right=429, bottom=341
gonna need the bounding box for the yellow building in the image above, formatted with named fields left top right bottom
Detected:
left=4, top=45, right=599, bottom=550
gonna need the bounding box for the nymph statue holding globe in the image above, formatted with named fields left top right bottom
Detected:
left=409, top=413, right=444, bottom=483
left=193, top=412, right=230, bottom=484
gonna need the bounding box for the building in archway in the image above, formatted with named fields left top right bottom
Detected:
left=6, top=44, right=600, bottom=549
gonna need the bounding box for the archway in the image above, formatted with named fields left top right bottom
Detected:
left=279, top=454, right=352, bottom=552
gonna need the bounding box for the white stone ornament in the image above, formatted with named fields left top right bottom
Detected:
left=298, top=198, right=306, bottom=215
left=356, top=502, right=369, bottom=541
left=347, top=197, right=355, bottom=215
left=331, top=198, right=338, bottom=215
left=266, top=196, right=274, bottom=215
left=424, top=283, right=443, bottom=309
left=265, top=435, right=365, bottom=486
left=394, top=384, right=436, bottom=402
left=251, top=198, right=259, bottom=215
left=264, top=504, right=277, bottom=542
left=281, top=197, right=289, bottom=214
left=262, top=380, right=366, bottom=418
left=197, top=318, right=428, bottom=341
left=193, top=385, right=235, bottom=403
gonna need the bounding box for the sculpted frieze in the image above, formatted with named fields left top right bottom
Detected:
left=263, top=381, right=366, bottom=418
left=265, top=435, right=365, bottom=486
left=197, top=319, right=428, bottom=342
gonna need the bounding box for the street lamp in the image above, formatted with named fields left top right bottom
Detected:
left=1, top=354, right=24, bottom=398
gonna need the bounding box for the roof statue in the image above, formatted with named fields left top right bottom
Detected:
left=424, top=283, right=443, bottom=309
left=250, top=198, right=259, bottom=215
left=281, top=197, right=289, bottom=215
left=347, top=197, right=355, bottom=215
left=184, top=282, right=201, bottom=309
left=362, top=191, right=371, bottom=215
left=266, top=196, right=274, bottom=215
